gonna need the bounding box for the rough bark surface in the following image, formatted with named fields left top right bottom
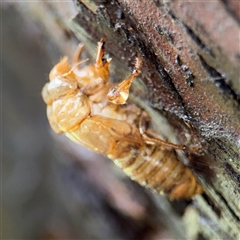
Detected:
left=4, top=1, right=240, bottom=239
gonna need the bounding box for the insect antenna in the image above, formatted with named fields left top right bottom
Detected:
left=61, top=59, right=89, bottom=78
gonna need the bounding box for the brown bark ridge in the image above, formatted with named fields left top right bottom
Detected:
left=9, top=0, right=240, bottom=239
left=72, top=1, right=240, bottom=239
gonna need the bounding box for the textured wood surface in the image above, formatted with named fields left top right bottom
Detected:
left=71, top=1, right=240, bottom=238
left=3, top=1, right=240, bottom=239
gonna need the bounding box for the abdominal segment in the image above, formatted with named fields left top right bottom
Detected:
left=114, top=145, right=203, bottom=199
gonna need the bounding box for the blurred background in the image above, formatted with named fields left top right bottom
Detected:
left=2, top=3, right=62, bottom=239
left=2, top=2, right=188, bottom=239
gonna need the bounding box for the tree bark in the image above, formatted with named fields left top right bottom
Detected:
left=71, top=1, right=240, bottom=239
left=8, top=0, right=240, bottom=239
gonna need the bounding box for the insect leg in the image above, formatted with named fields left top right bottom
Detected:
left=139, top=112, right=189, bottom=151
left=140, top=113, right=203, bottom=154
left=73, top=43, right=84, bottom=65
left=107, top=57, right=142, bottom=104
left=95, top=38, right=111, bottom=68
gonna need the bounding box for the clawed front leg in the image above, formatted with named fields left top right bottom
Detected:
left=95, top=38, right=112, bottom=68
left=139, top=112, right=203, bottom=154
left=107, top=57, right=142, bottom=104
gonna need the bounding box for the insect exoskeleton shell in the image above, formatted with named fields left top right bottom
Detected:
left=51, top=91, right=91, bottom=132
left=42, top=39, right=203, bottom=200
left=44, top=71, right=91, bottom=133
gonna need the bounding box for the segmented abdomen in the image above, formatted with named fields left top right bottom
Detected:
left=113, top=145, right=202, bottom=199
